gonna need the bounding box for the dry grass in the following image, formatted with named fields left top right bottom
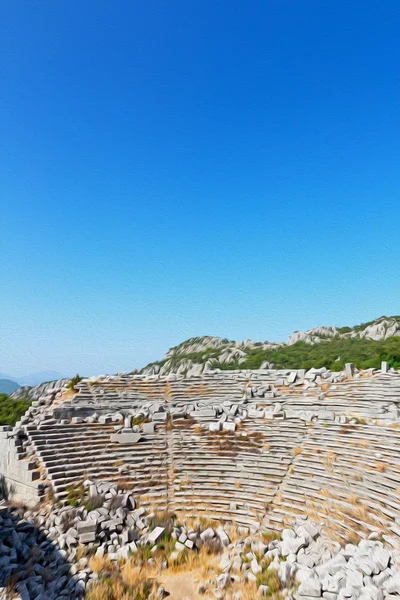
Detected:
left=121, top=562, right=154, bottom=586
left=293, top=446, right=302, bottom=456
left=322, top=451, right=336, bottom=473
left=348, top=493, right=360, bottom=505
left=183, top=515, right=222, bottom=531
left=163, top=382, right=172, bottom=400
left=166, top=547, right=217, bottom=575
left=89, top=555, right=115, bottom=574
left=76, top=545, right=88, bottom=561
left=185, top=383, right=212, bottom=397
left=86, top=558, right=158, bottom=600
left=376, top=461, right=387, bottom=473
left=4, top=575, right=18, bottom=599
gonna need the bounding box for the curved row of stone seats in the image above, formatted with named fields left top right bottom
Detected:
left=23, top=422, right=169, bottom=509
left=71, top=370, right=302, bottom=407
left=319, top=374, right=400, bottom=419
left=86, top=373, right=234, bottom=406
left=169, top=417, right=307, bottom=526
left=262, top=421, right=400, bottom=545
left=253, top=374, right=400, bottom=422
left=67, top=370, right=400, bottom=425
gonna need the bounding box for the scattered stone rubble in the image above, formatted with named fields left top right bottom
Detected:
left=2, top=497, right=400, bottom=600
left=200, top=517, right=400, bottom=600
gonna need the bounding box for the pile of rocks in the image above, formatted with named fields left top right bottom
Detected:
left=0, top=502, right=85, bottom=599
left=201, top=517, right=400, bottom=599
left=3, top=496, right=400, bottom=600
left=0, top=481, right=229, bottom=599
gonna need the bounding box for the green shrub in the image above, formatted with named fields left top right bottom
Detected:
left=65, top=483, right=85, bottom=506
left=220, top=336, right=400, bottom=372
left=0, top=394, right=31, bottom=426
left=84, top=494, right=104, bottom=511
left=66, top=374, right=82, bottom=392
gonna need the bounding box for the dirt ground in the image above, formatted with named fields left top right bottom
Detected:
left=160, top=569, right=203, bottom=600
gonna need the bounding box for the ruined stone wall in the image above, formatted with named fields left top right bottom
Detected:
left=0, top=427, right=42, bottom=504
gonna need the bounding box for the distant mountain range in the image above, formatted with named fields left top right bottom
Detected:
left=0, top=378, right=20, bottom=394
left=0, top=371, right=67, bottom=395
left=139, top=315, right=400, bottom=377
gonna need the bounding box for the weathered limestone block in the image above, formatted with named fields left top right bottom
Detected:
left=109, top=433, right=142, bottom=444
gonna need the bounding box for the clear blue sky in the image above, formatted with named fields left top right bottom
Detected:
left=1, top=0, right=400, bottom=377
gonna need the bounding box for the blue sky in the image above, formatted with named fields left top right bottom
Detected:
left=1, top=0, right=400, bottom=377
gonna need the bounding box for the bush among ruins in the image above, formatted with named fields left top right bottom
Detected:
left=261, top=530, right=281, bottom=545
left=66, top=374, right=83, bottom=392
left=65, top=482, right=85, bottom=507
left=147, top=510, right=176, bottom=530
left=84, top=494, right=104, bottom=511
left=0, top=394, right=31, bottom=426
left=132, top=416, right=150, bottom=426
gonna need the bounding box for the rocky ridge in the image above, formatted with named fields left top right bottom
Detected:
left=140, top=316, right=400, bottom=377
left=10, top=379, right=70, bottom=402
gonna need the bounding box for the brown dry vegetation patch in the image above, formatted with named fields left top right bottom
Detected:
left=185, top=384, right=212, bottom=397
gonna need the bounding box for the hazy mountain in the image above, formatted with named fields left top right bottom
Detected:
left=16, top=371, right=67, bottom=387
left=0, top=370, right=68, bottom=392
left=0, top=378, right=20, bottom=394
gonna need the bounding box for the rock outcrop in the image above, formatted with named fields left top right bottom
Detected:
left=140, top=316, right=400, bottom=376
left=10, top=379, right=69, bottom=402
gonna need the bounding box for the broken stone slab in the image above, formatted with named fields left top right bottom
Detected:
left=209, top=421, right=221, bottom=432
left=222, top=422, right=236, bottom=432
left=98, top=415, right=112, bottom=424
left=147, top=527, right=165, bottom=545
left=192, top=409, right=216, bottom=419
left=251, top=558, right=262, bottom=574
left=110, top=433, right=142, bottom=444
left=200, top=528, right=215, bottom=542
left=175, top=541, right=185, bottom=551
left=297, top=573, right=322, bottom=597
left=216, top=527, right=230, bottom=547
left=319, top=410, right=335, bottom=421
left=153, top=412, right=167, bottom=422
left=142, top=422, right=155, bottom=433
left=248, top=407, right=265, bottom=418
left=79, top=531, right=97, bottom=544
left=216, top=573, right=231, bottom=589
left=77, top=521, right=97, bottom=535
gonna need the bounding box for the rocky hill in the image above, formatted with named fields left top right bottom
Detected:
left=140, top=315, right=400, bottom=376
left=10, top=378, right=70, bottom=402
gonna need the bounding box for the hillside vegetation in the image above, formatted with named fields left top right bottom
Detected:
left=0, top=394, right=31, bottom=426
left=221, top=336, right=400, bottom=371
left=140, top=316, right=400, bottom=376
